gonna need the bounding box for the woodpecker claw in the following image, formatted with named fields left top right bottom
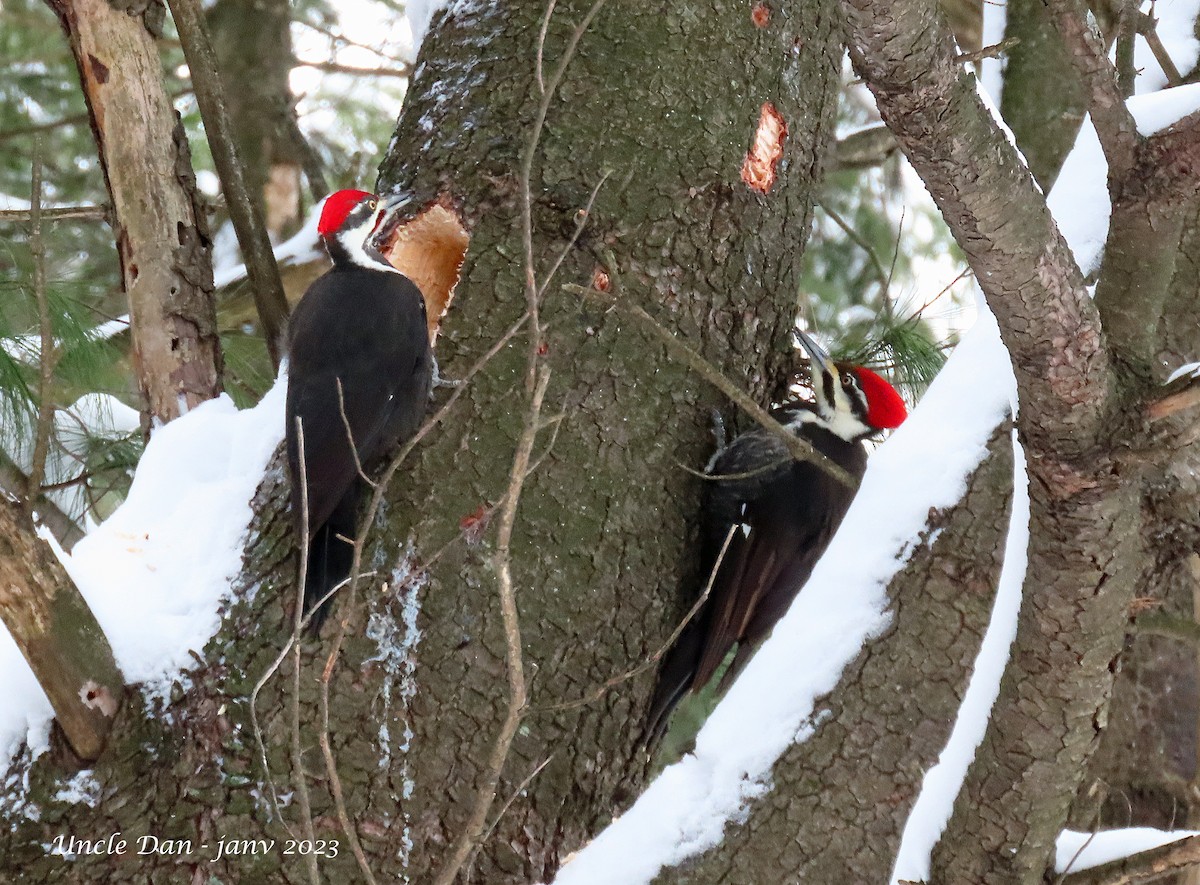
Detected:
left=709, top=408, right=727, bottom=451
left=430, top=356, right=462, bottom=393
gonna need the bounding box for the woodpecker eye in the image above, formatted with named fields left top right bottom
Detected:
left=368, top=199, right=378, bottom=210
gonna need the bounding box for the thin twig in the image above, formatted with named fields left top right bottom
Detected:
left=336, top=377, right=379, bottom=488
left=954, top=36, right=1020, bottom=65
left=536, top=170, right=611, bottom=302
left=565, top=283, right=857, bottom=488
left=0, top=205, right=111, bottom=224
left=815, top=196, right=891, bottom=297
left=519, top=0, right=609, bottom=388
left=26, top=139, right=61, bottom=519
left=167, top=0, right=291, bottom=367
left=318, top=624, right=378, bottom=885
left=535, top=0, right=558, bottom=95
left=295, top=18, right=412, bottom=67
left=289, top=421, right=322, bottom=885
left=538, top=525, right=736, bottom=713
left=432, top=366, right=552, bottom=885
left=472, top=754, right=555, bottom=866
left=293, top=58, right=412, bottom=79
left=674, top=457, right=789, bottom=483
left=345, top=311, right=531, bottom=604
left=1138, top=11, right=1183, bottom=87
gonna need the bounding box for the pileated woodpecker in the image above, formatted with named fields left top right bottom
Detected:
left=644, top=330, right=907, bottom=742
left=285, top=189, right=433, bottom=632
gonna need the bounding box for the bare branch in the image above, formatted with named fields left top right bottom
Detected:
left=954, top=36, right=1021, bottom=66
left=1058, top=833, right=1200, bottom=884
left=815, top=196, right=891, bottom=297
left=0, top=205, right=111, bottom=224
left=292, top=58, right=411, bottom=79
left=25, top=141, right=62, bottom=521
left=1137, top=11, right=1182, bottom=87
left=829, top=123, right=897, bottom=171
left=519, top=0, right=608, bottom=385
left=1147, top=378, right=1200, bottom=421
left=287, top=421, right=321, bottom=885
left=335, top=377, right=378, bottom=488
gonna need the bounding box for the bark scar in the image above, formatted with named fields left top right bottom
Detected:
left=378, top=199, right=470, bottom=345
left=741, top=102, right=788, bottom=194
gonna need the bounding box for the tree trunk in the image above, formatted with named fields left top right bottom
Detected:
left=0, top=0, right=843, bottom=880
left=207, top=0, right=321, bottom=236
left=45, top=0, right=222, bottom=428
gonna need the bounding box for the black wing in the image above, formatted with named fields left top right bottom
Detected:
left=284, top=266, right=432, bottom=630
left=285, top=267, right=432, bottom=536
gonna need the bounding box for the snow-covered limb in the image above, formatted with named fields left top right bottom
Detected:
left=0, top=380, right=285, bottom=772
left=553, top=306, right=1016, bottom=885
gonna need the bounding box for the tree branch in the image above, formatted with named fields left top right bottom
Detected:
left=166, top=0, right=291, bottom=369
left=1046, top=0, right=1140, bottom=182
left=432, top=366, right=550, bottom=885
left=0, top=495, right=123, bottom=761
left=0, top=205, right=111, bottom=224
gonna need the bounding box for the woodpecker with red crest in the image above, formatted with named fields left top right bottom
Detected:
left=644, top=330, right=908, bottom=742
left=286, top=189, right=433, bottom=632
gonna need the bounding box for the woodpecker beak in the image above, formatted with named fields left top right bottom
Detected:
left=795, top=329, right=836, bottom=377
left=382, top=193, right=412, bottom=213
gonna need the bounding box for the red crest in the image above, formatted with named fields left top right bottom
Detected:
left=852, top=367, right=908, bottom=430
left=317, top=189, right=375, bottom=237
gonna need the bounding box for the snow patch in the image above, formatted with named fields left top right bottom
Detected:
left=1056, top=828, right=1200, bottom=874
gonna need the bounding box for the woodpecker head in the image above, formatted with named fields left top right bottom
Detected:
left=317, top=189, right=391, bottom=269
left=794, top=329, right=908, bottom=441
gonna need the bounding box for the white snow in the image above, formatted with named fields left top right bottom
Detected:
left=890, top=371, right=1027, bottom=883
left=1049, top=84, right=1200, bottom=278
left=213, top=199, right=326, bottom=289
left=553, top=306, right=1017, bottom=885
left=0, top=380, right=286, bottom=770
left=1056, top=828, right=1200, bottom=874
left=1131, top=82, right=1200, bottom=135
left=1133, top=0, right=1200, bottom=95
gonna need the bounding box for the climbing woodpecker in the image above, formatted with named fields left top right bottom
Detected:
left=285, top=189, right=433, bottom=632
left=643, top=330, right=908, bottom=742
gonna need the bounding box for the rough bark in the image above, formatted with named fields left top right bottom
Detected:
left=0, top=0, right=843, bottom=880
left=1073, top=198, right=1200, bottom=845
left=45, top=0, right=223, bottom=428
left=672, top=422, right=1015, bottom=883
